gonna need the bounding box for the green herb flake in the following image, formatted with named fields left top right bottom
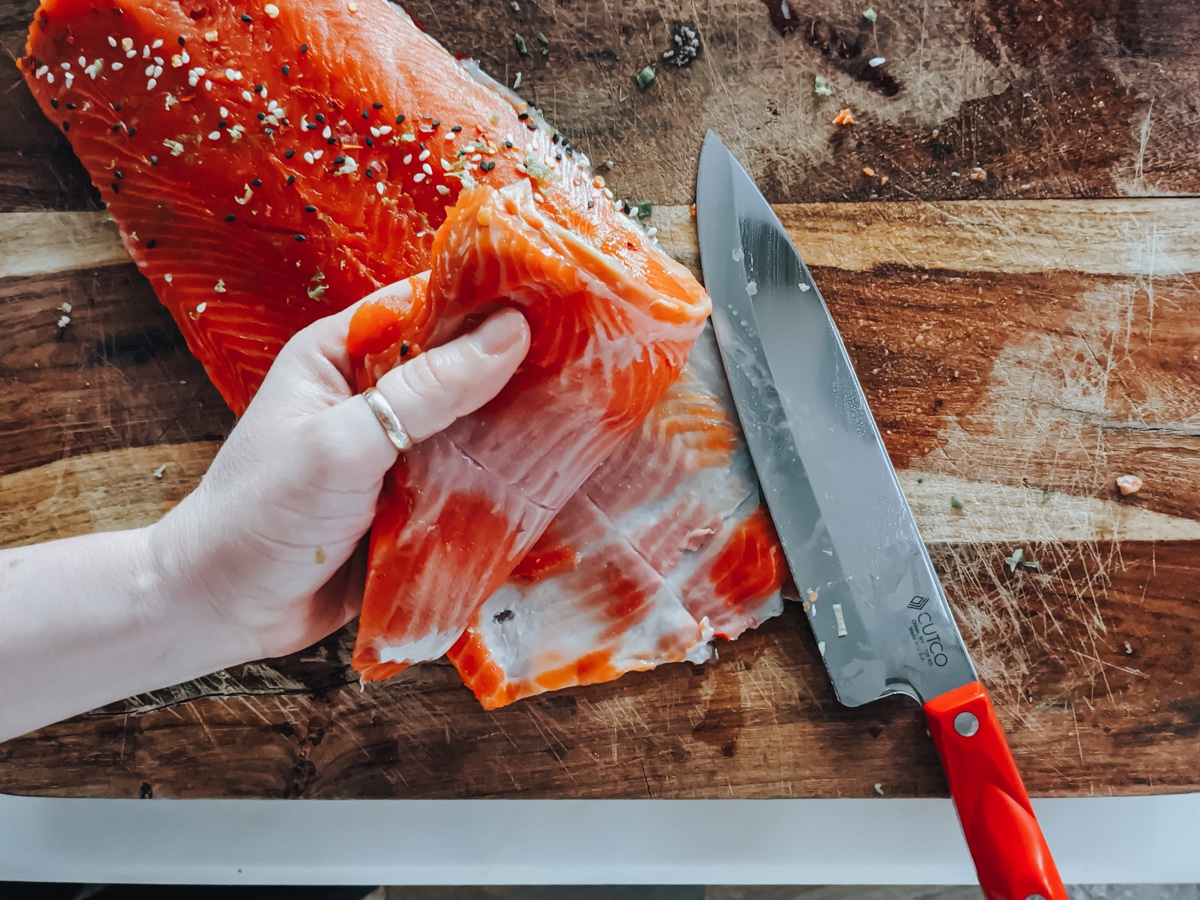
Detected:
left=1004, top=548, right=1024, bottom=572
left=951, top=495, right=965, bottom=510
left=636, top=200, right=654, bottom=219
left=813, top=75, right=833, bottom=97
left=524, top=150, right=552, bottom=183
left=515, top=34, right=528, bottom=55
left=636, top=65, right=656, bottom=90
left=863, top=6, right=878, bottom=22
left=537, top=32, right=549, bottom=45
left=1021, top=559, right=1041, bottom=571
left=916, top=476, right=924, bottom=484
left=873, top=783, right=885, bottom=796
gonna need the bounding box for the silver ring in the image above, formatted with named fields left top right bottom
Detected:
left=362, top=387, right=413, bottom=452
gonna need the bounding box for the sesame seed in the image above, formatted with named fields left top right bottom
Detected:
left=403, top=154, right=412, bottom=164
left=208, top=130, right=222, bottom=140
left=300, top=43, right=308, bottom=53
left=50, top=98, right=58, bottom=109
left=362, top=109, right=370, bottom=119
left=444, top=133, right=456, bottom=141
left=121, top=37, right=133, bottom=51
left=281, top=65, right=289, bottom=75
left=304, top=151, right=315, bottom=164
left=451, top=125, right=462, bottom=133
left=378, top=125, right=392, bottom=135
left=114, top=170, right=123, bottom=179
left=219, top=106, right=229, bottom=117
left=413, top=173, right=425, bottom=183
left=422, top=163, right=433, bottom=175
left=257, top=112, right=266, bottom=120
left=241, top=13, right=252, bottom=22
left=418, top=149, right=430, bottom=161
left=294, top=233, right=306, bottom=241
left=315, top=113, right=325, bottom=123
left=111, top=61, right=123, bottom=70
left=178, top=36, right=186, bottom=46
left=287, top=174, right=296, bottom=184
left=218, top=120, right=228, bottom=128
left=365, top=135, right=374, bottom=147
left=322, top=125, right=331, bottom=138
left=108, top=36, right=118, bottom=47
left=333, top=155, right=345, bottom=164
left=254, top=84, right=265, bottom=93
left=372, top=102, right=383, bottom=110
left=375, top=181, right=385, bottom=195
left=196, top=302, right=207, bottom=313
left=265, top=3, right=280, bottom=18
left=304, top=204, right=317, bottom=212
left=395, top=114, right=405, bottom=124
left=285, top=148, right=296, bottom=158
left=150, top=155, right=158, bottom=165
left=111, top=181, right=118, bottom=192
left=326, top=137, right=336, bottom=145
left=313, top=149, right=323, bottom=159
left=365, top=167, right=374, bottom=178
left=147, top=238, right=157, bottom=248
left=251, top=178, right=263, bottom=186
left=147, top=78, right=157, bottom=90
left=153, top=39, right=163, bottom=48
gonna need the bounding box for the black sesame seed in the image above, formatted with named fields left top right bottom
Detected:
left=66, top=102, right=76, bottom=110
left=225, top=214, right=236, bottom=222
left=326, top=137, right=336, bottom=145
left=395, top=114, right=405, bottom=124
left=362, top=109, right=370, bottom=119
left=333, top=155, right=345, bottom=164
left=365, top=167, right=374, bottom=178
left=285, top=148, right=296, bottom=158
left=504, top=141, right=513, bottom=148
left=254, top=84, right=265, bottom=93
left=114, top=170, right=123, bottom=179
left=241, top=13, right=252, bottom=22
left=431, top=119, right=440, bottom=127
left=481, top=161, right=496, bottom=172
left=49, top=98, right=58, bottom=109
left=587, top=200, right=594, bottom=209
left=399, top=342, right=410, bottom=357
left=287, top=174, right=296, bottom=185
left=365, top=135, right=374, bottom=147
left=372, top=102, right=383, bottom=109
left=451, top=125, right=462, bottom=133
left=147, top=239, right=157, bottom=249
left=294, top=233, right=306, bottom=241
left=63, top=121, right=70, bottom=132
left=150, top=155, right=158, bottom=166
left=251, top=178, right=263, bottom=187
left=300, top=43, right=308, bottom=53
left=110, top=182, right=118, bottom=192
left=218, top=120, right=228, bottom=128
left=281, top=65, right=289, bottom=75
left=128, top=127, right=136, bottom=137
left=304, top=205, right=317, bottom=213
left=315, top=113, right=325, bottom=123
left=555, top=152, right=562, bottom=161
left=113, top=102, right=122, bottom=111
left=257, top=112, right=266, bottom=120
left=111, top=124, right=121, bottom=132
left=552, top=133, right=560, bottom=144
left=517, top=112, right=529, bottom=120
left=526, top=122, right=537, bottom=131
left=178, top=36, right=186, bottom=46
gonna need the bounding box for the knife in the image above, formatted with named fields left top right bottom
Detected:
left=695, top=131, right=1066, bottom=899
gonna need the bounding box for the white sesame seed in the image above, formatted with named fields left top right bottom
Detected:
left=164, top=273, right=173, bottom=283
left=121, top=37, right=134, bottom=51
left=322, top=125, right=332, bottom=139
left=242, top=90, right=254, bottom=102
left=153, top=39, right=164, bottom=48
left=418, top=149, right=430, bottom=161
left=470, top=153, right=482, bottom=161
left=265, top=3, right=280, bottom=18
left=145, top=64, right=156, bottom=76
left=375, top=181, right=385, bottom=196
left=313, top=149, right=323, bottom=159
left=46, top=72, right=54, bottom=84
left=225, top=68, right=237, bottom=81
left=208, top=130, right=222, bottom=140
left=436, top=184, right=450, bottom=195
left=172, top=55, right=184, bottom=68
left=142, top=45, right=150, bottom=58
left=422, top=163, right=433, bottom=175
left=413, top=173, right=426, bottom=182
left=205, top=79, right=213, bottom=90
left=204, top=29, right=218, bottom=42
left=153, top=65, right=163, bottom=78
left=64, top=72, right=74, bottom=88
left=61, top=61, right=71, bottom=70
left=108, top=36, right=118, bottom=48
left=440, top=159, right=451, bottom=170
left=154, top=56, right=163, bottom=65
left=111, top=61, right=123, bottom=71
left=78, top=55, right=87, bottom=66
left=181, top=50, right=190, bottom=63
left=377, top=125, right=392, bottom=135
left=304, top=151, right=315, bottom=164
left=219, top=106, right=229, bottom=117
left=147, top=78, right=157, bottom=90
left=403, top=154, right=412, bottom=164
left=401, top=132, right=415, bottom=142
left=370, top=126, right=381, bottom=138
left=126, top=49, right=137, bottom=59
left=197, top=301, right=208, bottom=313
left=444, top=133, right=456, bottom=141
left=869, top=56, right=885, bottom=67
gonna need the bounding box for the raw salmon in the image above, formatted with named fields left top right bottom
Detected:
left=22, top=0, right=789, bottom=703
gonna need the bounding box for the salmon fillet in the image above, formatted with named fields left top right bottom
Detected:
left=21, top=0, right=788, bottom=703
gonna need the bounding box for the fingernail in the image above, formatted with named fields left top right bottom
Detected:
left=474, top=310, right=527, bottom=355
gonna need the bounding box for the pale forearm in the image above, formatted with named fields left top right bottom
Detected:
left=0, top=527, right=252, bottom=743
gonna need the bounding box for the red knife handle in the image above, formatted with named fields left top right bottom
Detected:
left=923, top=682, right=1067, bottom=900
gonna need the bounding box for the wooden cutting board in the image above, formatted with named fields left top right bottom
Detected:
left=2, top=0, right=1198, bottom=800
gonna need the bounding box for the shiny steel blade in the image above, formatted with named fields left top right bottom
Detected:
left=695, top=131, right=976, bottom=706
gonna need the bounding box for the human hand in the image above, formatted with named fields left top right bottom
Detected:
left=150, top=276, right=531, bottom=664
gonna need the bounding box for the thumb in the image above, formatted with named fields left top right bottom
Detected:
left=327, top=308, right=531, bottom=472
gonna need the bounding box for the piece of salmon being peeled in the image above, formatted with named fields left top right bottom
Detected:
left=22, top=0, right=787, bottom=706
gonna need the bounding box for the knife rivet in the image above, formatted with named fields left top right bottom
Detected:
left=953, top=711, right=979, bottom=737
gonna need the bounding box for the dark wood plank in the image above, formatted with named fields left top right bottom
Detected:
left=0, top=264, right=235, bottom=478
left=4, top=0, right=1200, bottom=210
left=2, top=539, right=1195, bottom=799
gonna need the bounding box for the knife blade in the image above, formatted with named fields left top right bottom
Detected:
left=696, top=130, right=1066, bottom=900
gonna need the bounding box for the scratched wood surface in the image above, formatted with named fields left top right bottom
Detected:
left=1, top=0, right=1199, bottom=799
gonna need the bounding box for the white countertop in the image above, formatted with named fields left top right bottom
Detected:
left=1, top=792, right=1198, bottom=885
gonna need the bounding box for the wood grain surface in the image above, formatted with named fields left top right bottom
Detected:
left=1, top=0, right=1199, bottom=800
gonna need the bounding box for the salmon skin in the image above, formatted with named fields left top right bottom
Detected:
left=22, top=0, right=787, bottom=705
